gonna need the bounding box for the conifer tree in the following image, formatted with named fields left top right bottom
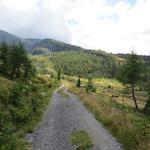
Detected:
left=0, top=41, right=9, bottom=75
left=76, top=77, right=81, bottom=87
left=118, top=51, right=141, bottom=111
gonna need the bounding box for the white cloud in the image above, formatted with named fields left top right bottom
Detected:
left=0, top=0, right=150, bottom=55
left=66, top=0, right=150, bottom=55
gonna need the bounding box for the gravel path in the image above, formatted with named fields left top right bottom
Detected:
left=28, top=86, right=123, bottom=150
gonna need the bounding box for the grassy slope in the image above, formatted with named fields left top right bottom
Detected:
left=63, top=77, right=150, bottom=150
left=0, top=76, right=13, bottom=103
left=0, top=52, right=60, bottom=150
left=31, top=55, right=56, bottom=75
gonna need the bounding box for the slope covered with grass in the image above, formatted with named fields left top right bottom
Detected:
left=63, top=77, right=150, bottom=150
left=0, top=75, right=59, bottom=150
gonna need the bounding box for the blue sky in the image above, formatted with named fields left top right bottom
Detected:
left=0, top=0, right=149, bottom=55
left=106, top=0, right=137, bottom=7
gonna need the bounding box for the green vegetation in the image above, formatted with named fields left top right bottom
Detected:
left=31, top=47, right=49, bottom=55
left=57, top=87, right=69, bottom=98
left=86, top=77, right=96, bottom=93
left=0, top=38, right=150, bottom=150
left=118, top=51, right=142, bottom=111
left=0, top=76, right=59, bottom=150
left=70, top=130, right=93, bottom=150
left=76, top=77, right=81, bottom=88
left=0, top=42, right=59, bottom=149
left=52, top=50, right=119, bottom=78
left=0, top=42, right=35, bottom=79
left=63, top=76, right=150, bottom=150
left=144, top=71, right=150, bottom=115
left=57, top=69, right=61, bottom=81
left=31, top=39, right=82, bottom=52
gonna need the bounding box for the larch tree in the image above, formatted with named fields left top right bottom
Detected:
left=118, top=51, right=141, bottom=111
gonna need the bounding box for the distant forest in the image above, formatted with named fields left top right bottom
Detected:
left=51, top=50, right=120, bottom=78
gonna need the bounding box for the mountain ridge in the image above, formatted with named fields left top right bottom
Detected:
left=0, top=29, right=83, bottom=53
left=0, top=30, right=22, bottom=44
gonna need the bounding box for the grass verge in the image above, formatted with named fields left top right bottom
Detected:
left=63, top=79, right=150, bottom=150
left=70, top=130, right=93, bottom=150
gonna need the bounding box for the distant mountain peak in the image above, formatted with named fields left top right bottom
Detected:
left=0, top=29, right=83, bottom=53
left=0, top=30, right=21, bottom=44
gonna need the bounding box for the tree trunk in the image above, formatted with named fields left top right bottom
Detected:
left=131, top=82, right=139, bottom=111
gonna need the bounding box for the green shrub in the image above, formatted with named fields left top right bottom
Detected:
left=86, top=77, right=96, bottom=93
left=76, top=78, right=81, bottom=88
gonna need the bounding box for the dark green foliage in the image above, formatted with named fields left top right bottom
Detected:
left=0, top=42, right=35, bottom=79
left=144, top=97, right=150, bottom=115
left=52, top=50, right=119, bottom=78
left=118, top=51, right=141, bottom=84
left=0, top=108, right=26, bottom=150
left=57, top=69, right=61, bottom=81
left=10, top=82, right=32, bottom=124
left=118, top=51, right=141, bottom=111
left=76, top=78, right=81, bottom=88
left=144, top=71, right=150, bottom=115
left=9, top=44, right=35, bottom=79
left=0, top=42, right=59, bottom=149
left=0, top=112, right=14, bottom=144
left=0, top=42, right=10, bottom=75
left=0, top=77, right=59, bottom=149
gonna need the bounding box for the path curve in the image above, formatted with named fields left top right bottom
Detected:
left=28, top=86, right=123, bottom=150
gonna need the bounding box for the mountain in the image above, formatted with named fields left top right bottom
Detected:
left=22, top=39, right=42, bottom=51
left=0, top=30, right=83, bottom=53
left=0, top=29, right=123, bottom=78
left=116, top=53, right=150, bottom=62
left=31, top=39, right=83, bottom=54
left=0, top=30, right=22, bottom=44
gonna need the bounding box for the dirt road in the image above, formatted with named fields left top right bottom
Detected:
left=29, top=86, right=123, bottom=150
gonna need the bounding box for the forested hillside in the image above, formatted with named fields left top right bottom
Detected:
left=22, top=39, right=42, bottom=51
left=51, top=50, right=120, bottom=78
left=116, top=53, right=150, bottom=62
left=31, top=39, right=82, bottom=53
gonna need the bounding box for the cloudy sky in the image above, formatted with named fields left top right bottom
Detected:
left=0, top=0, right=150, bottom=55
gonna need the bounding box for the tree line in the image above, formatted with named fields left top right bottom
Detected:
left=0, top=41, right=35, bottom=80
left=52, top=50, right=119, bottom=78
